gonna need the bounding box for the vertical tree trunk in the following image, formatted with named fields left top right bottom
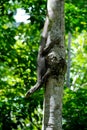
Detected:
left=42, top=0, right=66, bottom=130
left=66, top=32, right=72, bottom=88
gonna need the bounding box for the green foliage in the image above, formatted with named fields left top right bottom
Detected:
left=69, top=31, right=87, bottom=88
left=0, top=0, right=43, bottom=129
left=63, top=88, right=87, bottom=130
left=0, top=0, right=87, bottom=129
left=65, top=0, right=87, bottom=32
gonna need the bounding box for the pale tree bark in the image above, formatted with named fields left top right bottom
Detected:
left=66, top=32, right=72, bottom=88
left=42, top=0, right=66, bottom=130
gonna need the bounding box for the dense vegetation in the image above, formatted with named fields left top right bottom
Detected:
left=0, top=0, right=87, bottom=129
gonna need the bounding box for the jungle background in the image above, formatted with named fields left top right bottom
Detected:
left=0, top=0, right=87, bottom=129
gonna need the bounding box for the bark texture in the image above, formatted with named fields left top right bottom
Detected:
left=42, top=0, right=66, bottom=130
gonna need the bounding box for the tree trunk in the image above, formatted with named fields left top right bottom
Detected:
left=66, top=32, right=72, bottom=88
left=42, top=0, right=66, bottom=130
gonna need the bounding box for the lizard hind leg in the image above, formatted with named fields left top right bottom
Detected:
left=41, top=68, right=51, bottom=83
left=25, top=68, right=51, bottom=98
left=25, top=82, right=41, bottom=98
